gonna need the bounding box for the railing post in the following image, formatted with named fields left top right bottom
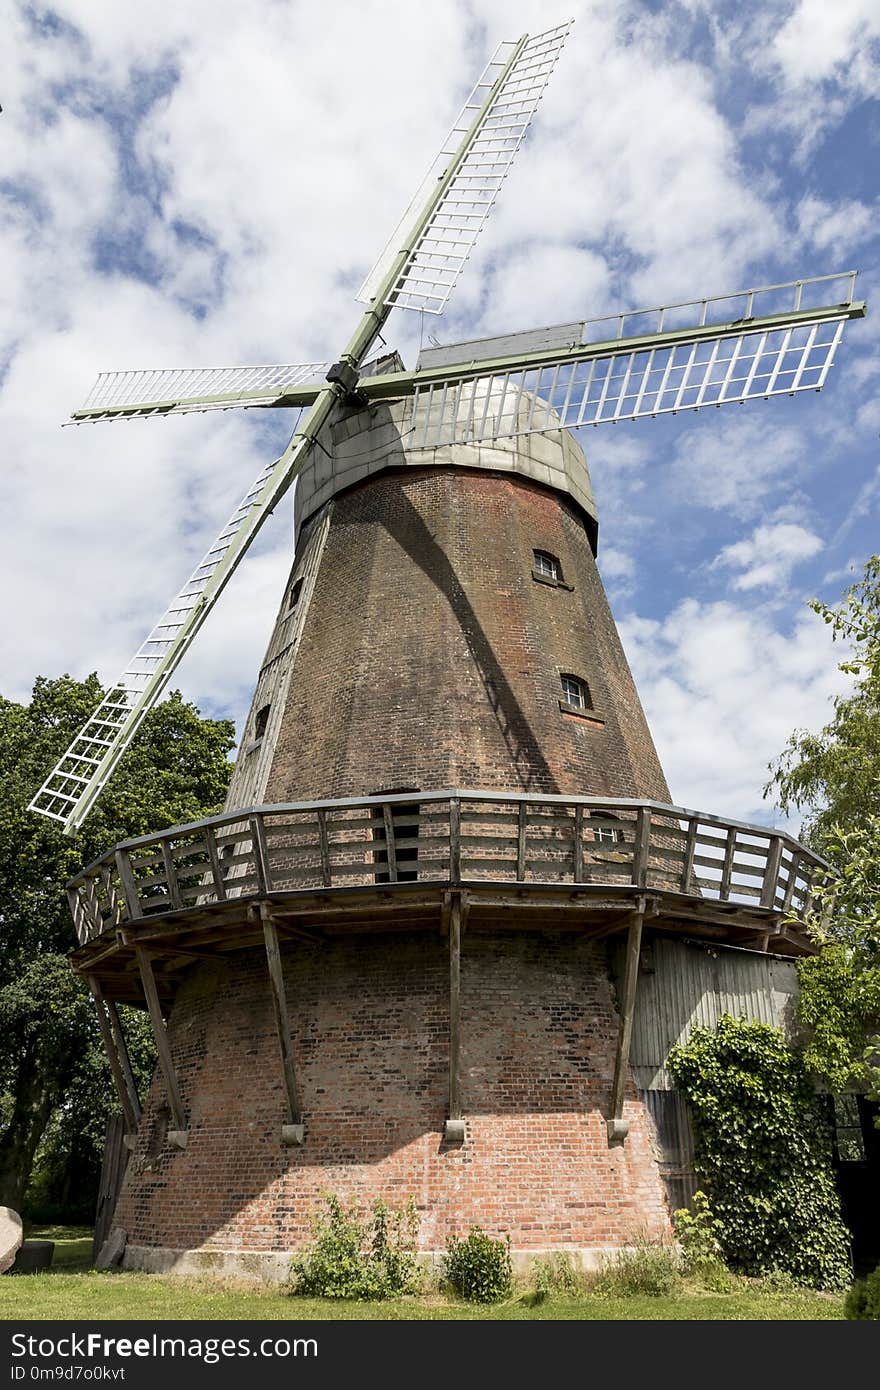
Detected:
left=381, top=804, right=398, bottom=882
left=761, top=835, right=784, bottom=909
left=573, top=804, right=584, bottom=883
left=114, top=849, right=141, bottom=921
left=681, top=816, right=698, bottom=894
left=249, top=814, right=272, bottom=894
left=204, top=826, right=228, bottom=903
left=67, top=886, right=88, bottom=944
left=633, top=807, right=651, bottom=889
left=160, top=840, right=183, bottom=911
left=517, top=802, right=527, bottom=881
left=782, top=850, right=800, bottom=914
left=317, top=808, right=332, bottom=887
left=449, top=797, right=461, bottom=885
left=719, top=825, right=737, bottom=900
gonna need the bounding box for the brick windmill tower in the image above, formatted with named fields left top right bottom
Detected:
left=34, top=23, right=864, bottom=1273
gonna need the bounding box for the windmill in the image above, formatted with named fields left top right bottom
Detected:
left=30, top=18, right=863, bottom=836
left=43, top=24, right=868, bottom=1271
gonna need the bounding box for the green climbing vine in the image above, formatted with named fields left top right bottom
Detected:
left=668, top=1015, right=852, bottom=1290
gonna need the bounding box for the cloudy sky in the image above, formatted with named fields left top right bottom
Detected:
left=2, top=0, right=878, bottom=831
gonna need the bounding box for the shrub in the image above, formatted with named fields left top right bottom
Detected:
left=444, top=1226, right=512, bottom=1303
left=529, top=1252, right=581, bottom=1304
left=845, top=1265, right=880, bottom=1319
left=592, top=1236, right=681, bottom=1298
left=668, top=1015, right=853, bottom=1291
left=290, top=1193, right=420, bottom=1300
left=673, top=1190, right=732, bottom=1290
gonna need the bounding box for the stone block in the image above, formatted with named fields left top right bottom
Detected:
left=0, top=1208, right=23, bottom=1274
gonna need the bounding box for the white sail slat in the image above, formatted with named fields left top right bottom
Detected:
left=71, top=363, right=329, bottom=422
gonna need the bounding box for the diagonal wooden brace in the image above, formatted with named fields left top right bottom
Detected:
left=607, top=899, right=645, bottom=1144
left=135, top=946, right=187, bottom=1146
left=260, top=902, right=304, bottom=1146
left=89, top=975, right=141, bottom=1136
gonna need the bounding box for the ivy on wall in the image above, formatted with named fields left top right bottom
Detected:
left=668, top=1015, right=852, bottom=1291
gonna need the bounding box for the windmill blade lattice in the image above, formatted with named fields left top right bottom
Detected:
left=405, top=272, right=862, bottom=445
left=72, top=363, right=329, bottom=423
left=29, top=432, right=313, bottom=828
left=357, top=21, right=572, bottom=315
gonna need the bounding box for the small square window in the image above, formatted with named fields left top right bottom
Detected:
left=254, top=704, right=271, bottom=740
left=533, top=549, right=561, bottom=581
left=287, top=578, right=304, bottom=613
left=561, top=674, right=590, bottom=710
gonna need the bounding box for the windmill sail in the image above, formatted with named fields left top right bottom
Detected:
left=29, top=432, right=314, bottom=831
left=402, top=272, right=864, bottom=445
left=71, top=363, right=329, bottom=423
left=357, top=21, right=572, bottom=316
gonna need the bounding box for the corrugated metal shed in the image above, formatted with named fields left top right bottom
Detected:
left=627, top=935, right=799, bottom=1090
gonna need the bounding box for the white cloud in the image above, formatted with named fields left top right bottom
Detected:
left=712, top=521, right=823, bottom=591
left=619, top=599, right=853, bottom=824
left=668, top=415, right=808, bottom=520
left=796, top=195, right=877, bottom=260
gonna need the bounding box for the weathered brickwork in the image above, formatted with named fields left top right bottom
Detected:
left=115, top=932, right=670, bottom=1255
left=257, top=466, right=669, bottom=806
left=114, top=435, right=676, bottom=1265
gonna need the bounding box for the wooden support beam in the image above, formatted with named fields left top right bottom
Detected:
left=445, top=893, right=465, bottom=1143
left=607, top=903, right=644, bottom=1144
left=760, top=835, right=783, bottom=909
left=89, top=976, right=140, bottom=1135
left=135, top=946, right=187, bottom=1143
left=260, top=903, right=304, bottom=1145
left=106, top=999, right=142, bottom=1130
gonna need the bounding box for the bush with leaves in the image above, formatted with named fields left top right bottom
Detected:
left=530, top=1251, right=581, bottom=1304
left=845, top=1264, right=880, bottom=1319
left=673, top=1190, right=732, bottom=1290
left=290, top=1193, right=420, bottom=1300
left=669, top=1015, right=852, bottom=1290
left=444, top=1226, right=512, bottom=1303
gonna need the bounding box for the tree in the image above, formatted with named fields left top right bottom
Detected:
left=0, top=674, right=234, bottom=1212
left=766, top=556, right=880, bottom=1098
left=767, top=555, right=880, bottom=854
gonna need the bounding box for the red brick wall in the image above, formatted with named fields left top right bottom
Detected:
left=115, top=931, right=671, bottom=1254
left=258, top=467, right=670, bottom=807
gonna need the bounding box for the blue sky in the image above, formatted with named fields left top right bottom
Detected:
left=1, top=0, right=878, bottom=829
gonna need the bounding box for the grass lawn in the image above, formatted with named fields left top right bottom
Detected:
left=0, top=1231, right=844, bottom=1321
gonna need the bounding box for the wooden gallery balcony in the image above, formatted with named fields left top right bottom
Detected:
left=68, top=790, right=822, bottom=1006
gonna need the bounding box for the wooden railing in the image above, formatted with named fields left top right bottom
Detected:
left=66, top=791, right=825, bottom=947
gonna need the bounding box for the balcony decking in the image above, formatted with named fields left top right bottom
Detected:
left=67, top=790, right=822, bottom=1004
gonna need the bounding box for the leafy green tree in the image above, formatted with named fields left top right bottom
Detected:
left=0, top=674, right=234, bottom=1212
left=766, top=557, right=880, bottom=1098
left=767, top=555, right=880, bottom=853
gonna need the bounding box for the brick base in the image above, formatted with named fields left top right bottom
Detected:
left=115, top=929, right=671, bottom=1257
